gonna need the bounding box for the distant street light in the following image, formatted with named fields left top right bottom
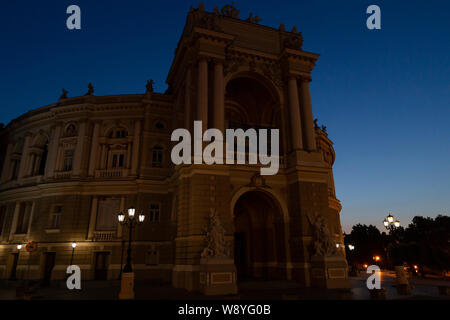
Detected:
left=348, top=244, right=355, bottom=251
left=387, top=214, right=394, bottom=224
left=383, top=213, right=400, bottom=233
left=17, top=244, right=22, bottom=250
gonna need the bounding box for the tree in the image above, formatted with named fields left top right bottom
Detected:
left=344, top=224, right=386, bottom=267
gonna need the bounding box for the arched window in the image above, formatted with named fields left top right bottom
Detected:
left=151, top=146, right=163, bottom=168
left=37, top=142, right=49, bottom=175
left=109, top=127, right=128, bottom=139
left=65, top=123, right=77, bottom=137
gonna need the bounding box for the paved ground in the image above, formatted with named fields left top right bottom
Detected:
left=0, top=271, right=449, bottom=300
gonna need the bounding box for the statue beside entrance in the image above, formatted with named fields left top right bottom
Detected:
left=307, top=212, right=350, bottom=289
left=199, top=209, right=238, bottom=295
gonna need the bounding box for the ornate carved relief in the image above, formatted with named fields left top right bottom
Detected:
left=282, top=33, right=304, bottom=51
left=201, top=209, right=230, bottom=258
left=220, top=4, right=240, bottom=19
left=307, top=211, right=338, bottom=257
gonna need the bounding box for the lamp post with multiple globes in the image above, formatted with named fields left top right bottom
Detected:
left=118, top=207, right=145, bottom=273
left=383, top=213, right=400, bottom=233
left=117, top=207, right=145, bottom=299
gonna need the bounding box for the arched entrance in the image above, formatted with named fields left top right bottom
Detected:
left=233, top=190, right=287, bottom=280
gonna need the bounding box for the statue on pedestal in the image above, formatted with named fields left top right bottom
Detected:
left=201, top=209, right=229, bottom=258
left=85, top=83, right=94, bottom=96
left=146, top=79, right=154, bottom=94
left=59, top=88, right=68, bottom=100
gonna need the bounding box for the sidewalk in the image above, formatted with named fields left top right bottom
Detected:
left=0, top=274, right=449, bottom=300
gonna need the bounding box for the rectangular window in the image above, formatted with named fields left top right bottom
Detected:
left=63, top=149, right=74, bottom=171
left=149, top=204, right=160, bottom=222
left=145, top=246, right=159, bottom=265
left=111, top=153, right=125, bottom=169
left=95, top=198, right=119, bottom=231
left=151, top=147, right=163, bottom=167
left=0, top=206, right=6, bottom=236
left=15, top=203, right=31, bottom=234
left=50, top=205, right=63, bottom=229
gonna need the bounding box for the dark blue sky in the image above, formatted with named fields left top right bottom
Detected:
left=1, top=1, right=449, bottom=232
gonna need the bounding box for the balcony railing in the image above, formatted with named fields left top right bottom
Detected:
left=55, top=171, right=72, bottom=179
left=93, top=231, right=116, bottom=241
left=95, top=168, right=128, bottom=178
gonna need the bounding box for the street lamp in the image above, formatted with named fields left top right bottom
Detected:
left=117, top=207, right=145, bottom=273
left=70, top=242, right=77, bottom=266
left=117, top=206, right=145, bottom=300
left=383, top=213, right=400, bottom=233
left=348, top=244, right=355, bottom=251
left=387, top=214, right=394, bottom=224
left=17, top=244, right=22, bottom=250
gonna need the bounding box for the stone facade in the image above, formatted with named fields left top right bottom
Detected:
left=0, top=4, right=347, bottom=292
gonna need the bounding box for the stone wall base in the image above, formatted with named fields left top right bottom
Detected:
left=310, top=255, right=350, bottom=289
left=199, top=258, right=238, bottom=295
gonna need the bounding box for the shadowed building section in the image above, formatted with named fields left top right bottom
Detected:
left=0, top=4, right=348, bottom=294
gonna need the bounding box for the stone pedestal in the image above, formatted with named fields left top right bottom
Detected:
left=199, top=258, right=238, bottom=295
left=118, top=272, right=135, bottom=300
left=394, top=266, right=410, bottom=295
left=310, top=255, right=350, bottom=289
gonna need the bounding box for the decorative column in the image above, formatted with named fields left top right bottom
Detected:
left=288, top=76, right=303, bottom=150
left=8, top=201, right=20, bottom=241
left=29, top=154, right=37, bottom=176
left=99, top=143, right=107, bottom=169
left=73, top=121, right=87, bottom=176
left=140, top=105, right=151, bottom=175
left=45, top=124, right=61, bottom=178
left=18, top=133, right=32, bottom=179
left=300, top=77, right=317, bottom=151
left=213, top=61, right=225, bottom=134
left=1, top=143, right=13, bottom=183
left=184, top=67, right=192, bottom=131
left=130, top=120, right=141, bottom=176
left=126, top=141, right=132, bottom=170
left=87, top=196, right=98, bottom=239
left=88, top=122, right=100, bottom=177
left=197, top=58, right=208, bottom=131
left=26, top=201, right=36, bottom=239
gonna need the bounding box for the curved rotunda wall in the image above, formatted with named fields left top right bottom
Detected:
left=0, top=94, right=176, bottom=282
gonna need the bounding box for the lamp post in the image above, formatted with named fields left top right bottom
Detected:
left=70, top=242, right=77, bottom=266
left=347, top=244, right=357, bottom=276
left=117, top=207, right=145, bottom=299
left=118, top=239, right=125, bottom=280
left=383, top=213, right=400, bottom=233
left=383, top=213, right=409, bottom=292
left=12, top=244, right=22, bottom=280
